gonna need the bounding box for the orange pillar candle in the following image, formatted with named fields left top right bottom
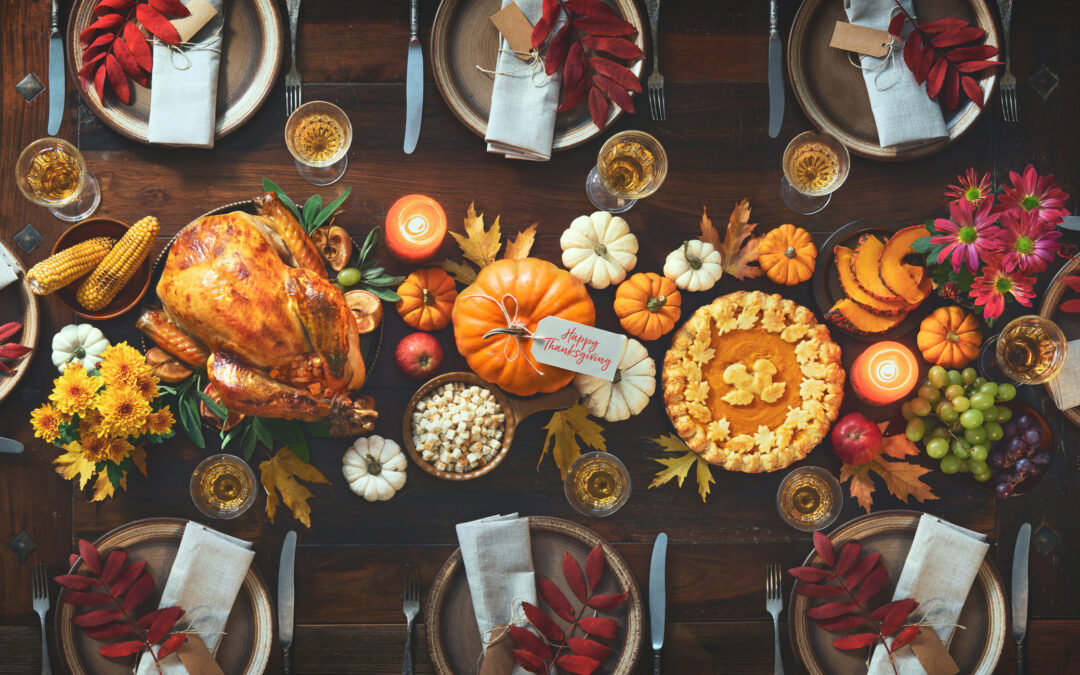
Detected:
left=385, top=194, right=447, bottom=263
left=851, top=341, right=919, bottom=405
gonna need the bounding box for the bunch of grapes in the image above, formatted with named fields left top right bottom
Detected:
left=901, top=366, right=1017, bottom=485
left=989, top=415, right=1051, bottom=498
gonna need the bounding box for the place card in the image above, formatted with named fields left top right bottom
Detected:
left=532, top=317, right=627, bottom=381
left=830, top=20, right=893, bottom=58
left=478, top=623, right=515, bottom=675
left=173, top=0, right=219, bottom=43
left=176, top=634, right=225, bottom=675
left=908, top=626, right=960, bottom=675
left=490, top=2, right=535, bottom=61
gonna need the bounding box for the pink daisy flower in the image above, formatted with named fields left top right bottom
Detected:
left=970, top=263, right=1035, bottom=321
left=999, top=164, right=1071, bottom=224
left=946, top=168, right=994, bottom=207
left=930, top=198, right=1003, bottom=274
left=998, top=209, right=1062, bottom=273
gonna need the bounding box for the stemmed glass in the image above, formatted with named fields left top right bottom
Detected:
left=585, top=130, right=668, bottom=213
left=16, top=137, right=101, bottom=222
left=780, top=130, right=850, bottom=215
left=979, top=315, right=1067, bottom=385
left=285, top=101, right=353, bottom=186
left=564, top=451, right=631, bottom=517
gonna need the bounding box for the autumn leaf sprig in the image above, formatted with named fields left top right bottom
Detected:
left=698, top=199, right=764, bottom=281
left=647, top=434, right=715, bottom=503
left=840, top=422, right=938, bottom=513
left=540, top=403, right=607, bottom=479
left=437, top=202, right=538, bottom=285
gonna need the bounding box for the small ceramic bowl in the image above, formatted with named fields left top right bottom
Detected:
left=51, top=218, right=152, bottom=320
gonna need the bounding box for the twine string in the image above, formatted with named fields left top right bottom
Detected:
left=476, top=48, right=551, bottom=87
left=460, top=292, right=546, bottom=376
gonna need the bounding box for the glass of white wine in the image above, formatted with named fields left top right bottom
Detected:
left=190, top=454, right=258, bottom=520
left=586, top=130, right=668, bottom=213
left=285, top=101, right=353, bottom=186
left=16, top=137, right=101, bottom=222
left=987, top=315, right=1068, bottom=385
left=564, top=451, right=631, bottom=517
left=780, top=130, right=850, bottom=215
left=776, top=466, right=843, bottom=532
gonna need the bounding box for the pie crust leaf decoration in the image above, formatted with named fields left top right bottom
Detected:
left=648, top=434, right=716, bottom=502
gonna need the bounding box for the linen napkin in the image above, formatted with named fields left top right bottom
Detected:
left=147, top=0, right=225, bottom=148
left=866, top=514, right=989, bottom=675
left=1047, top=339, right=1080, bottom=410
left=484, top=0, right=561, bottom=161
left=844, top=0, right=948, bottom=148
left=135, top=522, right=255, bottom=675
left=0, top=244, right=19, bottom=291
left=456, top=514, right=536, bottom=675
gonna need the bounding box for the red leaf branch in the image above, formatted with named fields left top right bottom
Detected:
left=0, top=322, right=31, bottom=373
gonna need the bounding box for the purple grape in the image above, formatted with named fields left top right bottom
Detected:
left=996, top=482, right=1015, bottom=498
left=1016, top=415, right=1034, bottom=431
left=1003, top=422, right=1018, bottom=438
left=1032, top=451, right=1052, bottom=466
left=1015, top=458, right=1036, bottom=476
left=989, top=450, right=1006, bottom=469
left=1023, top=428, right=1042, bottom=447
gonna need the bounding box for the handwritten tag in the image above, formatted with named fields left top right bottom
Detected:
left=908, top=626, right=960, bottom=675
left=175, top=634, right=225, bottom=675
left=532, top=317, right=627, bottom=381
left=172, top=0, right=219, bottom=43
left=830, top=21, right=893, bottom=58
left=490, top=2, right=535, bottom=61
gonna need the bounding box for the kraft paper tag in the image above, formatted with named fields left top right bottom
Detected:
left=490, top=2, right=535, bottom=61
left=175, top=634, right=225, bottom=675
left=830, top=20, right=893, bottom=58
left=908, top=626, right=960, bottom=675
left=478, top=623, right=516, bottom=675
left=172, top=0, right=219, bottom=43
left=532, top=317, right=628, bottom=381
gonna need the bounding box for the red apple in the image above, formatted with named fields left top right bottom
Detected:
left=395, top=332, right=444, bottom=380
left=830, top=412, right=883, bottom=465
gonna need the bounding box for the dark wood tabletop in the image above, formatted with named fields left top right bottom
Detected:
left=2, top=0, right=1078, bottom=673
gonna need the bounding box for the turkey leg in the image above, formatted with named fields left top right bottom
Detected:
left=136, top=309, right=211, bottom=367
left=285, top=267, right=367, bottom=391
left=253, top=192, right=328, bottom=278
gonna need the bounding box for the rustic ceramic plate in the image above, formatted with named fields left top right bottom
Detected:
left=430, top=0, right=645, bottom=151
left=66, top=0, right=283, bottom=144
left=56, top=518, right=273, bottom=675
left=0, top=240, right=38, bottom=405
left=52, top=218, right=153, bottom=321
left=1039, top=255, right=1080, bottom=427
left=790, top=510, right=1006, bottom=675
left=788, top=0, right=998, bottom=160
left=426, top=516, right=643, bottom=674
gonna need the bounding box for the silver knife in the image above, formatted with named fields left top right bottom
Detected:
left=1012, top=523, right=1031, bottom=675
left=649, top=533, right=668, bottom=675
left=767, top=0, right=784, bottom=139
left=279, top=530, right=297, bottom=675
left=48, top=0, right=65, bottom=135
left=0, top=437, right=24, bottom=454
left=403, top=0, right=423, bottom=154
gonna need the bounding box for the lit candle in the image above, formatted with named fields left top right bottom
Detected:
left=851, top=341, right=919, bottom=405
left=385, top=194, right=447, bottom=263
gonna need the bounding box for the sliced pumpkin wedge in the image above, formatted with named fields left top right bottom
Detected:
left=835, top=246, right=910, bottom=316
left=825, top=298, right=907, bottom=336
left=851, top=234, right=903, bottom=302
left=880, top=225, right=931, bottom=303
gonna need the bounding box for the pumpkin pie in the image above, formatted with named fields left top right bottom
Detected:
left=662, top=291, right=844, bottom=472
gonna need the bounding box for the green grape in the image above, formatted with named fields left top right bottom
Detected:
left=997, top=406, right=1013, bottom=422
left=974, top=376, right=988, bottom=388
left=970, top=393, right=994, bottom=410
left=967, top=458, right=990, bottom=475
left=928, top=427, right=950, bottom=441
left=997, top=383, right=1017, bottom=402
left=960, top=409, right=984, bottom=429
left=938, top=402, right=959, bottom=422
left=979, top=382, right=999, bottom=397
left=926, top=438, right=950, bottom=459
left=917, top=385, right=941, bottom=404
left=905, top=418, right=926, bottom=442
left=983, top=407, right=1000, bottom=423
left=940, top=455, right=963, bottom=474
left=970, top=444, right=989, bottom=461
left=961, top=367, right=978, bottom=384
left=951, top=438, right=971, bottom=459
left=985, top=422, right=1004, bottom=442
left=952, top=396, right=971, bottom=413
left=900, top=401, right=915, bottom=421
left=336, top=267, right=362, bottom=287
left=964, top=427, right=987, bottom=444
left=945, top=384, right=966, bottom=401
left=973, top=468, right=992, bottom=482
left=911, top=397, right=932, bottom=417
left=946, top=370, right=964, bottom=386
left=928, top=366, right=949, bottom=388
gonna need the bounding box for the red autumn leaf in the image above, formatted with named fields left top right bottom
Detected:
left=82, top=622, right=137, bottom=640
left=157, top=633, right=186, bottom=659
left=72, top=608, right=123, bottom=628
left=1066, top=276, right=1080, bottom=292
left=832, top=632, right=880, bottom=650
left=835, top=542, right=861, bottom=576
left=955, top=60, right=1003, bottom=73
left=565, top=0, right=618, bottom=19
left=102, top=550, right=127, bottom=585
left=592, top=74, right=635, bottom=113
left=788, top=566, right=833, bottom=583
left=558, top=654, right=602, bottom=675
left=69, top=554, right=80, bottom=568
left=587, top=86, right=608, bottom=129
left=94, top=0, right=135, bottom=15
left=78, top=52, right=109, bottom=80
left=78, top=540, right=102, bottom=575
left=538, top=575, right=575, bottom=623
left=887, top=12, right=905, bottom=38
left=110, top=561, right=147, bottom=597
left=815, top=614, right=870, bottom=632
left=62, top=591, right=113, bottom=606
left=562, top=553, right=589, bottom=603
left=947, top=45, right=999, bottom=61
left=578, top=616, right=618, bottom=639
left=881, top=598, right=917, bottom=636
left=0, top=323, right=21, bottom=341
left=795, top=583, right=845, bottom=599
left=844, top=553, right=881, bottom=589
left=136, top=3, right=181, bottom=45
left=105, top=53, right=132, bottom=104
left=523, top=601, right=566, bottom=643
left=903, top=30, right=922, bottom=74
left=87, top=33, right=116, bottom=51
left=513, top=649, right=546, bottom=674
left=804, top=601, right=857, bottom=620
left=55, top=574, right=98, bottom=591
left=932, top=26, right=985, bottom=48
left=148, top=607, right=185, bottom=644
left=99, top=640, right=146, bottom=658
left=545, top=23, right=572, bottom=75
left=914, top=44, right=934, bottom=83
left=1060, top=299, right=1080, bottom=313
left=124, top=22, right=154, bottom=72
left=891, top=625, right=920, bottom=650
left=508, top=625, right=553, bottom=660
left=568, top=637, right=613, bottom=661
left=580, top=35, right=643, bottom=60
left=960, top=77, right=983, bottom=108
left=112, top=37, right=148, bottom=86
left=871, top=598, right=918, bottom=621
left=563, top=42, right=587, bottom=92
left=137, top=606, right=183, bottom=630
left=926, top=57, right=948, bottom=99
left=120, top=572, right=155, bottom=612
left=943, top=67, right=960, bottom=109
left=856, top=565, right=890, bottom=604
left=917, top=17, right=969, bottom=34
left=80, top=14, right=124, bottom=46
left=149, top=0, right=191, bottom=18
left=585, top=546, right=604, bottom=593
left=532, top=0, right=560, bottom=49
left=573, top=16, right=637, bottom=37
left=813, top=531, right=836, bottom=566
left=586, top=591, right=628, bottom=609
left=589, top=57, right=642, bottom=92
left=557, top=76, right=589, bottom=112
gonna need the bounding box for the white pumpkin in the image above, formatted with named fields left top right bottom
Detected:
left=663, top=240, right=723, bottom=292
left=560, top=211, right=638, bottom=289
left=574, top=338, right=656, bottom=422
left=342, top=435, right=407, bottom=502
left=52, top=324, right=110, bottom=372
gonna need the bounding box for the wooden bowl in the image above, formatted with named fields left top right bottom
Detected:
left=51, top=218, right=152, bottom=320
left=992, top=401, right=1054, bottom=497
left=402, top=371, right=578, bottom=481
left=0, top=240, right=39, bottom=406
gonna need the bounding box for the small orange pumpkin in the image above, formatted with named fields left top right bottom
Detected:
left=917, top=306, right=982, bottom=367
left=613, top=273, right=682, bottom=341
left=452, top=258, right=595, bottom=396
left=396, top=268, right=458, bottom=331
left=759, top=224, right=817, bottom=286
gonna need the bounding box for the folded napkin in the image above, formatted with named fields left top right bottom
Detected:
left=147, top=0, right=225, bottom=148
left=135, top=522, right=255, bottom=675
left=0, top=244, right=19, bottom=292
left=844, top=0, right=948, bottom=148
left=867, top=514, right=989, bottom=675
left=456, top=514, right=536, bottom=675
left=1047, top=339, right=1080, bottom=410
left=484, top=0, right=561, bottom=161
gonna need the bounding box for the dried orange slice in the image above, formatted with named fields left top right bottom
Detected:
left=199, top=383, right=244, bottom=431
left=344, top=290, right=384, bottom=335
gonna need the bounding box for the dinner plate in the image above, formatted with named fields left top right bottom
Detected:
left=788, top=0, right=999, bottom=160
left=789, top=510, right=1006, bottom=675
left=430, top=0, right=645, bottom=151
left=1039, top=255, right=1080, bottom=427
left=66, top=0, right=283, bottom=144
left=426, top=516, right=643, bottom=674
left=56, top=518, right=273, bottom=675
left=0, top=240, right=38, bottom=406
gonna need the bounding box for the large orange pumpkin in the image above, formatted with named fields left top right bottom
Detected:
left=452, top=258, right=596, bottom=396
left=916, top=306, right=982, bottom=367
left=396, top=268, right=457, bottom=331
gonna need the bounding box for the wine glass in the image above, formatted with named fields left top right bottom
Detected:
left=16, top=138, right=101, bottom=222
left=780, top=130, right=850, bottom=215
left=775, top=466, right=843, bottom=532
left=285, top=101, right=353, bottom=186
left=564, top=452, right=631, bottom=517
left=980, top=315, right=1068, bottom=385
left=585, top=130, right=668, bottom=213
left=190, top=454, right=258, bottom=519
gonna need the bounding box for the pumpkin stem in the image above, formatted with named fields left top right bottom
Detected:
left=947, top=330, right=960, bottom=343
left=594, top=243, right=610, bottom=260
left=422, top=288, right=434, bottom=306
left=363, top=453, right=383, bottom=476
left=72, top=346, right=86, bottom=360
left=612, top=369, right=622, bottom=385
left=482, top=325, right=529, bottom=340
left=682, top=241, right=703, bottom=270
left=784, top=245, right=797, bottom=259
left=646, top=295, right=667, bottom=312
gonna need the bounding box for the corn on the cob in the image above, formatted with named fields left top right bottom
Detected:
left=76, top=216, right=159, bottom=311
left=25, top=236, right=116, bottom=295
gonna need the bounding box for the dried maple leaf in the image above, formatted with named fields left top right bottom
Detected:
left=701, top=202, right=763, bottom=280
left=840, top=434, right=937, bottom=513
left=259, top=447, right=331, bottom=527
left=435, top=259, right=478, bottom=285
left=449, top=202, right=502, bottom=269
left=55, top=444, right=97, bottom=489
left=647, top=434, right=715, bottom=502
left=504, top=223, right=539, bottom=260
left=539, top=404, right=606, bottom=478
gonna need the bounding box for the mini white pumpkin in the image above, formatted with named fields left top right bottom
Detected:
left=342, top=435, right=407, bottom=502
left=560, top=211, right=638, bottom=289
left=574, top=338, right=656, bottom=422
left=52, top=324, right=110, bottom=372
left=663, top=240, right=723, bottom=292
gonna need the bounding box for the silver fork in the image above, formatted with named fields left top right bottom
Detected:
left=997, top=0, right=1016, bottom=122
left=646, top=0, right=665, bottom=121
left=402, top=564, right=420, bottom=675
left=765, top=564, right=784, bottom=675
left=285, top=0, right=303, bottom=116
left=32, top=563, right=52, bottom=675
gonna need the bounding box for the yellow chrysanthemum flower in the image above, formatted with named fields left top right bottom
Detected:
left=134, top=373, right=161, bottom=401
left=49, top=367, right=104, bottom=416
left=99, top=342, right=152, bottom=387
left=95, top=384, right=151, bottom=438
left=142, top=407, right=175, bottom=436
left=31, top=404, right=67, bottom=443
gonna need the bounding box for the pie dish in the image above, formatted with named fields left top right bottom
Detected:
left=662, top=291, right=844, bottom=472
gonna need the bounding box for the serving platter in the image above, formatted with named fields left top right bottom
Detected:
left=426, top=516, right=643, bottom=674
left=0, top=240, right=38, bottom=406
left=1039, top=254, right=1080, bottom=427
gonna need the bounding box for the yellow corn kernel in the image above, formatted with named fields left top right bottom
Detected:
left=76, top=216, right=159, bottom=311
left=25, top=236, right=116, bottom=295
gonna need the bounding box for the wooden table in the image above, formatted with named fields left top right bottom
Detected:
left=2, top=1, right=1078, bottom=672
